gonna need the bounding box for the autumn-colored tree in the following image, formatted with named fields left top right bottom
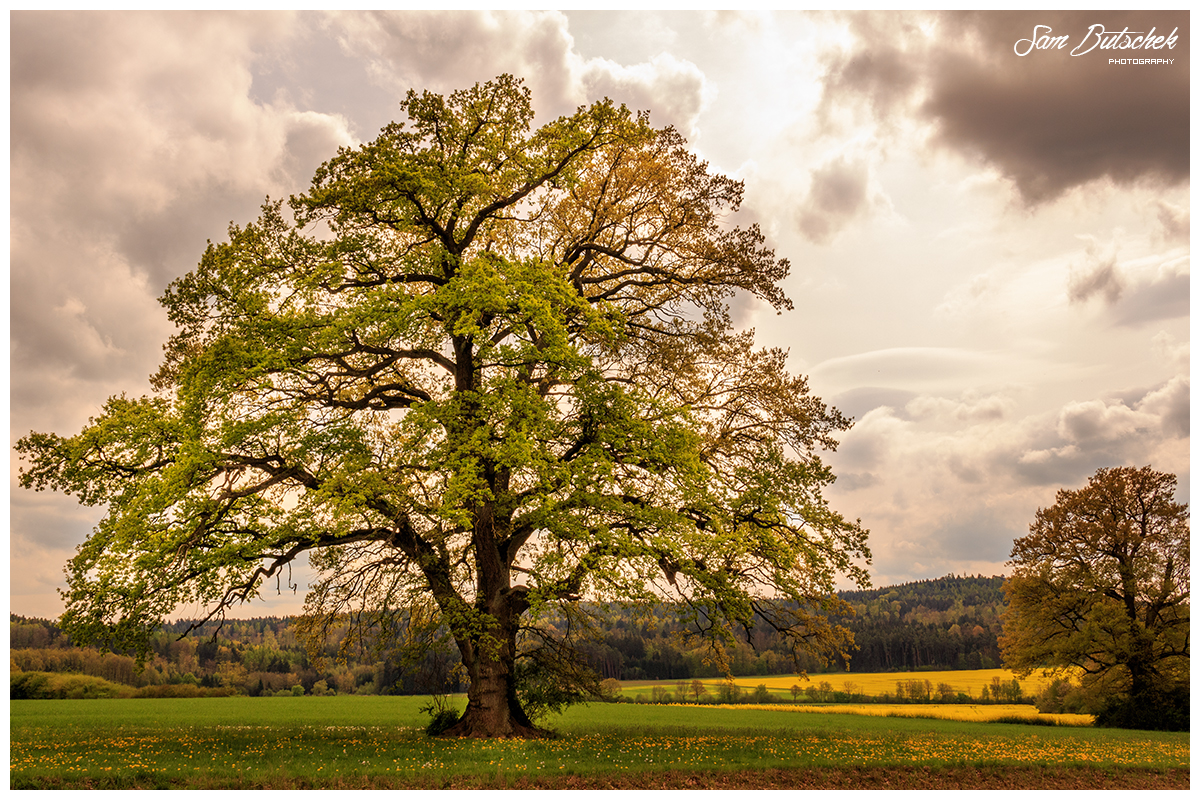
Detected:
left=17, top=75, right=869, bottom=738
left=1001, top=466, right=1189, bottom=730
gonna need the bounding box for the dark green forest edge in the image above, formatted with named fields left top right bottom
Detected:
left=13, top=575, right=1006, bottom=699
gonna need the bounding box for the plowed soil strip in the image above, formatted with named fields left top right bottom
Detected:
left=16, top=765, right=1189, bottom=790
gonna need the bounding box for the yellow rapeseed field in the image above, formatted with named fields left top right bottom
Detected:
left=630, top=668, right=1066, bottom=698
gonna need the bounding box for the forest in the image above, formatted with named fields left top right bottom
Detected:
left=11, top=575, right=1005, bottom=698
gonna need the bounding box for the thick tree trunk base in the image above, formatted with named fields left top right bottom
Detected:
left=440, top=710, right=549, bottom=739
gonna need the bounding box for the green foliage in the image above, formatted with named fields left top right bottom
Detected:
left=1035, top=677, right=1090, bottom=714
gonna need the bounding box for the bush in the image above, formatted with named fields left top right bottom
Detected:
left=1034, top=677, right=1090, bottom=714
left=11, top=671, right=129, bottom=699
left=1095, top=686, right=1189, bottom=732
left=11, top=672, right=50, bottom=699
left=597, top=678, right=622, bottom=701
left=425, top=709, right=460, bottom=736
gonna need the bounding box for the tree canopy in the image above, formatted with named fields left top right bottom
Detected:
left=18, top=75, right=870, bottom=737
left=1000, top=465, right=1189, bottom=730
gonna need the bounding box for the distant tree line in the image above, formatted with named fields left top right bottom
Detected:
left=574, top=575, right=1005, bottom=679
left=11, top=575, right=1007, bottom=698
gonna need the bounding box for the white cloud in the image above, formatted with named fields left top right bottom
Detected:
left=905, top=390, right=1014, bottom=424
left=325, top=10, right=711, bottom=135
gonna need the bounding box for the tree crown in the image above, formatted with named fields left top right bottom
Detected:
left=19, top=76, right=869, bottom=698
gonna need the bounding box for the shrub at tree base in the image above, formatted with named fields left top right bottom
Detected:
left=425, top=709, right=462, bottom=736
left=1095, top=687, right=1189, bottom=732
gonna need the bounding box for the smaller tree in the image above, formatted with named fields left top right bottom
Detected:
left=1001, top=466, right=1189, bottom=730
left=690, top=678, right=708, bottom=703
left=598, top=678, right=622, bottom=701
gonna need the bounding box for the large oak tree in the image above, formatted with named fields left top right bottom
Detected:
left=18, top=75, right=870, bottom=737
left=1001, top=466, right=1189, bottom=728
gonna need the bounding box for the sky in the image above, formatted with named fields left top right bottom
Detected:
left=9, top=10, right=1191, bottom=619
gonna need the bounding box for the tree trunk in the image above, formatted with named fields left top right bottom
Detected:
left=441, top=570, right=542, bottom=737
left=442, top=641, right=542, bottom=738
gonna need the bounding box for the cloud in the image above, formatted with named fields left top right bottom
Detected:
left=1152, top=331, right=1189, bottom=372
left=827, top=371, right=1189, bottom=585
left=325, top=10, right=711, bottom=135
left=1012, top=377, right=1189, bottom=486
left=1063, top=238, right=1188, bottom=325
left=906, top=390, right=1015, bottom=424
left=1134, top=376, right=1190, bottom=438
left=927, top=508, right=1019, bottom=563
left=796, top=155, right=872, bottom=244
left=926, top=11, right=1189, bottom=204
left=830, top=387, right=918, bottom=423
left=1155, top=200, right=1190, bottom=243
left=11, top=12, right=357, bottom=429
left=812, top=347, right=1011, bottom=395
left=1068, top=254, right=1123, bottom=304
left=819, top=10, right=1190, bottom=204
left=1110, top=260, right=1189, bottom=327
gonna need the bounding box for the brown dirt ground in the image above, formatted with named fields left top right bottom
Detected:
left=21, top=765, right=1189, bottom=790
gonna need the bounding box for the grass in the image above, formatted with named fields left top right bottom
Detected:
left=10, top=695, right=1189, bottom=789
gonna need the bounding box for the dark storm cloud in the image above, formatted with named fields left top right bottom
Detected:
left=930, top=11, right=1189, bottom=203
left=823, top=11, right=1189, bottom=204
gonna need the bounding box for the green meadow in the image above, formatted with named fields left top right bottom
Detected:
left=10, top=695, right=1189, bottom=789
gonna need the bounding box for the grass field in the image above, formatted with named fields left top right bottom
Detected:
left=10, top=695, right=1189, bottom=789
